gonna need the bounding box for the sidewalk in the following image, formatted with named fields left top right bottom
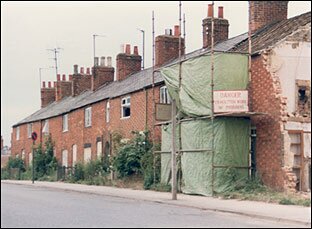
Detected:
left=2, top=180, right=311, bottom=226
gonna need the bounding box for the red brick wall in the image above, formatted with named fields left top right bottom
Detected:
left=116, top=54, right=141, bottom=81
left=55, top=81, right=72, bottom=101
left=41, top=87, right=56, bottom=108
left=249, top=1, right=288, bottom=34
left=92, top=66, right=114, bottom=91
left=72, top=74, right=92, bottom=96
left=202, top=18, right=229, bottom=48
left=250, top=54, right=287, bottom=191
left=155, top=35, right=185, bottom=67
left=11, top=85, right=164, bottom=167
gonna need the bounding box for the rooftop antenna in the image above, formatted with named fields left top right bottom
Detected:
left=47, top=47, right=63, bottom=77
left=137, top=28, right=145, bottom=70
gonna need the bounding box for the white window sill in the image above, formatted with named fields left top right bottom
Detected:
left=120, top=116, right=130, bottom=120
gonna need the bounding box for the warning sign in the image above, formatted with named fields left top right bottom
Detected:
left=214, top=90, right=248, bottom=113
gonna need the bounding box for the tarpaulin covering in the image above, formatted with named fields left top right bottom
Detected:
left=160, top=52, right=250, bottom=196
left=161, top=52, right=248, bottom=117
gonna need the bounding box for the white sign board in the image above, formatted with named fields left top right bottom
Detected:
left=214, top=90, right=248, bottom=113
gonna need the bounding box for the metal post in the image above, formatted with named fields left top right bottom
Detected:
left=32, top=141, right=35, bottom=184
left=171, top=99, right=177, bottom=200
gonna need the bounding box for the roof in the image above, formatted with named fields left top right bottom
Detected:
left=231, top=11, right=311, bottom=53
left=14, top=11, right=311, bottom=127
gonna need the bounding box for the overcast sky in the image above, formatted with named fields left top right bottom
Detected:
left=1, top=1, right=311, bottom=147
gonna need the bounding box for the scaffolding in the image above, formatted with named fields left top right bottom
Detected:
left=152, top=1, right=258, bottom=199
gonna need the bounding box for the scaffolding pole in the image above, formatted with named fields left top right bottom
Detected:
left=152, top=11, right=157, bottom=187
left=210, top=1, right=216, bottom=196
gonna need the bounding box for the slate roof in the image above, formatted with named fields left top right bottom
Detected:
left=14, top=11, right=311, bottom=127
left=231, top=11, right=311, bottom=53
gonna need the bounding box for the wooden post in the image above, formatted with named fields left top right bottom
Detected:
left=171, top=99, right=177, bottom=200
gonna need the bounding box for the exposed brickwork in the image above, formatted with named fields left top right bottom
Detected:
left=155, top=35, right=185, bottom=67
left=116, top=53, right=141, bottom=81
left=41, top=86, right=56, bottom=108
left=249, top=1, right=288, bottom=34
left=250, top=53, right=288, bottom=191
left=55, top=79, right=72, bottom=101
left=92, top=66, right=114, bottom=91
left=72, top=73, right=92, bottom=96
left=202, top=18, right=229, bottom=48
left=11, top=85, right=163, bottom=167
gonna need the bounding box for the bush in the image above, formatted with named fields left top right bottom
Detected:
left=6, top=157, right=26, bottom=172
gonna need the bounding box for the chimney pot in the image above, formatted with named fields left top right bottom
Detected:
left=42, top=81, right=46, bottom=88
left=165, top=29, right=172, bottom=36
left=174, top=25, right=180, bottom=37
left=125, top=44, right=131, bottom=55
left=53, top=81, right=56, bottom=87
left=80, top=67, right=84, bottom=74
left=94, top=57, right=99, bottom=66
left=208, top=4, right=213, bottom=17
left=57, top=74, right=61, bottom=81
left=218, top=6, right=223, bottom=18
left=100, top=56, right=106, bottom=66
left=48, top=81, right=51, bottom=88
left=74, top=65, right=78, bottom=74
left=62, top=74, right=66, bottom=81
left=86, top=67, right=90, bottom=75
left=107, top=56, right=112, bottom=67
left=133, top=46, right=139, bottom=55
left=69, top=75, right=73, bottom=81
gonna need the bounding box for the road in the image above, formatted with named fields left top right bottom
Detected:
left=1, top=183, right=307, bottom=228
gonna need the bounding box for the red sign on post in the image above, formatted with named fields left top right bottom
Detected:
left=31, top=132, right=37, bottom=141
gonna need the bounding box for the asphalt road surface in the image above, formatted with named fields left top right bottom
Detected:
left=1, top=183, right=307, bottom=228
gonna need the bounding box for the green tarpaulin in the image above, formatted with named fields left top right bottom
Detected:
left=160, top=52, right=250, bottom=196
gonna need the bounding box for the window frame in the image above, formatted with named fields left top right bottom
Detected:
left=85, top=107, right=92, bottom=127
left=27, top=123, right=32, bottom=138
left=63, top=114, right=69, bottom=132
left=121, top=96, right=131, bottom=119
left=43, top=120, right=49, bottom=135
left=160, top=86, right=171, bottom=104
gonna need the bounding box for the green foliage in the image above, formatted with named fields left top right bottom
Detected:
left=112, top=130, right=161, bottom=190
left=6, top=157, right=26, bottom=172
left=1, top=168, right=10, bottom=179
left=279, top=198, right=295, bottom=205
left=33, top=135, right=58, bottom=179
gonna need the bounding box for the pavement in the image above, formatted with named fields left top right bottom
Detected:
left=2, top=180, right=311, bottom=226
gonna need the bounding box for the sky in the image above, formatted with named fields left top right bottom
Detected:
left=1, top=1, right=311, bottom=147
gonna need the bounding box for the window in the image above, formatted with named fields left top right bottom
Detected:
left=62, top=150, right=68, bottom=167
left=27, top=123, right=32, bottom=138
left=63, top=114, right=68, bottom=132
left=106, top=101, right=110, bottom=123
left=84, top=147, right=92, bottom=163
left=97, top=141, right=102, bottom=159
left=16, top=127, right=20, bottom=140
left=85, top=107, right=92, bottom=127
left=160, top=86, right=171, bottom=104
left=72, top=144, right=77, bottom=167
left=42, top=120, right=49, bottom=135
left=121, top=96, right=131, bottom=118
left=296, top=80, right=311, bottom=116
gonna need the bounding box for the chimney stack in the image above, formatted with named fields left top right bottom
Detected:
left=155, top=25, right=185, bottom=67
left=72, top=65, right=92, bottom=96
left=57, top=74, right=61, bottom=81
left=249, top=1, right=288, bottom=34
left=116, top=44, right=142, bottom=81
left=202, top=5, right=229, bottom=48
left=41, top=81, right=56, bottom=108
left=133, top=46, right=139, bottom=55
left=55, top=73, right=72, bottom=101
left=92, top=56, right=114, bottom=91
